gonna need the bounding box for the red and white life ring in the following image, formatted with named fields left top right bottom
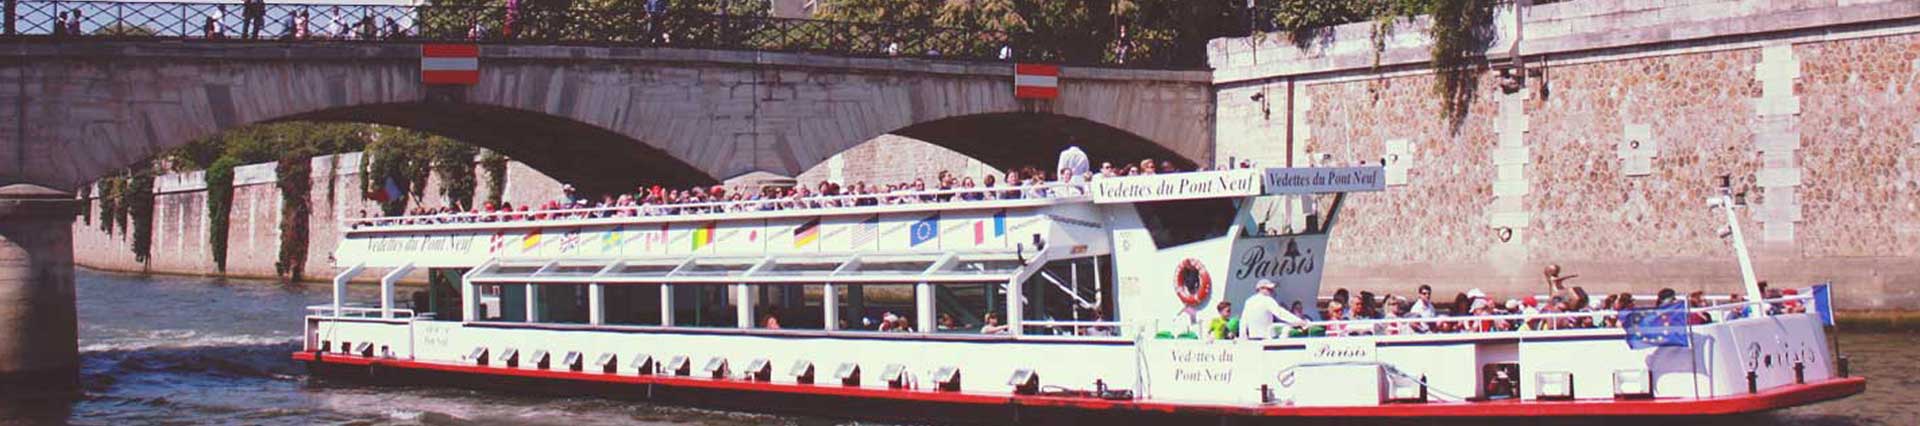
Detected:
left=1174, top=258, right=1212, bottom=307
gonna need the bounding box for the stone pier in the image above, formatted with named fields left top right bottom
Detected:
left=0, top=184, right=79, bottom=394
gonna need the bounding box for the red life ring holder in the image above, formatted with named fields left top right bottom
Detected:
left=1174, top=258, right=1212, bottom=307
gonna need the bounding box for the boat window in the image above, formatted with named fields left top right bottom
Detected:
left=603, top=284, right=664, bottom=326
left=675, top=259, right=760, bottom=278
left=534, top=283, right=591, bottom=324
left=1021, top=256, right=1117, bottom=335
left=426, top=268, right=466, bottom=320
left=671, top=284, right=738, bottom=328
left=482, top=284, right=527, bottom=322
left=933, top=282, right=1003, bottom=334
left=1134, top=198, right=1237, bottom=248
left=747, top=284, right=827, bottom=330
left=836, top=284, right=918, bottom=333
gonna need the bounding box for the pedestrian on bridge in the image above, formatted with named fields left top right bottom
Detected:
left=242, top=0, right=266, bottom=40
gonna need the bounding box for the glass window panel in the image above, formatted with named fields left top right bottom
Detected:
left=614, top=262, right=682, bottom=278
left=604, top=284, right=663, bottom=326
left=947, top=256, right=1023, bottom=276
left=934, top=282, right=1003, bottom=334
left=835, top=284, right=918, bottom=333
left=749, top=284, right=827, bottom=330
left=676, top=259, right=760, bottom=277
left=671, top=284, right=738, bottom=328
left=760, top=258, right=847, bottom=277
left=542, top=264, right=605, bottom=277
left=845, top=256, right=937, bottom=276
left=481, top=284, right=526, bottom=322
left=534, top=284, right=590, bottom=324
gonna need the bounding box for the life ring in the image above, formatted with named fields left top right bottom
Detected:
left=1174, top=258, right=1212, bottom=307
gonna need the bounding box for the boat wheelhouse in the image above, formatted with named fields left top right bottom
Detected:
left=296, top=166, right=1863, bottom=422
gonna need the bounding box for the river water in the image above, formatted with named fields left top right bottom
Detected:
left=0, top=270, right=1912, bottom=425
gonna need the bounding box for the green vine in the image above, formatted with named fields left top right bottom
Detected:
left=98, top=176, right=121, bottom=235
left=205, top=156, right=240, bottom=273
left=481, top=149, right=509, bottom=207
left=430, top=140, right=479, bottom=211
left=126, top=164, right=156, bottom=264
left=1425, top=0, right=1497, bottom=129
left=275, top=155, right=313, bottom=283
left=79, top=183, right=93, bottom=225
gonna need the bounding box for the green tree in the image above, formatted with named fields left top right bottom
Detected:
left=125, top=163, right=156, bottom=264
left=481, top=149, right=510, bottom=207
left=429, top=137, right=480, bottom=211
left=205, top=156, right=241, bottom=273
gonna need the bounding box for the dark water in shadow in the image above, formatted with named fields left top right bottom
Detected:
left=0, top=270, right=1911, bottom=425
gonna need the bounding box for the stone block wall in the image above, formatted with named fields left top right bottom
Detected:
left=1209, top=0, right=1920, bottom=308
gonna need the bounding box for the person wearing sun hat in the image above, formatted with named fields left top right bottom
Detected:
left=1239, top=279, right=1305, bottom=340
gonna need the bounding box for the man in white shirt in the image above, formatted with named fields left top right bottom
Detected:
left=1239, top=279, right=1306, bottom=340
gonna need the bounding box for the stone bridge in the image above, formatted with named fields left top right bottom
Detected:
left=1, top=41, right=1213, bottom=194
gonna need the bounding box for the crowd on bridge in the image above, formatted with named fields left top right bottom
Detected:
left=356, top=148, right=1244, bottom=228
left=1203, top=265, right=1809, bottom=341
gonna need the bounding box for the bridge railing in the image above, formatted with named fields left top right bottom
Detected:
left=6, top=0, right=1184, bottom=68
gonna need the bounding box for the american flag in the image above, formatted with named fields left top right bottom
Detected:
left=850, top=215, right=879, bottom=248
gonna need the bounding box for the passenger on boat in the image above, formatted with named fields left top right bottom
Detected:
left=1380, top=296, right=1408, bottom=335
left=980, top=313, right=1010, bottom=335
left=1781, top=288, right=1806, bottom=314
left=1239, top=280, right=1305, bottom=340
left=760, top=307, right=782, bottom=329
left=1206, top=302, right=1235, bottom=340
left=1688, top=291, right=1713, bottom=325
left=878, top=312, right=912, bottom=333
left=1543, top=264, right=1579, bottom=299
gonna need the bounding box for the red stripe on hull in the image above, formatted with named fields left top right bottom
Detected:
left=294, top=351, right=1864, bottom=418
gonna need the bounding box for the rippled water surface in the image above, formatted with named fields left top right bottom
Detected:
left=0, top=270, right=1912, bottom=425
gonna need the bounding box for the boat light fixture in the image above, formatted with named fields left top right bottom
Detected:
left=1008, top=369, right=1039, bottom=395
left=337, top=341, right=352, bottom=354
left=790, top=360, right=815, bottom=385
left=1536, top=371, right=1574, bottom=401
left=835, top=363, right=861, bottom=387
left=933, top=366, right=961, bottom=392
left=497, top=348, right=520, bottom=368
left=467, top=347, right=489, bottom=366
left=631, top=354, right=656, bottom=375
left=1613, top=369, right=1653, bottom=399
left=594, top=353, right=618, bottom=374
left=354, top=342, right=374, bottom=357
left=702, top=357, right=730, bottom=379
left=666, top=355, right=691, bottom=376
left=882, top=364, right=911, bottom=389
left=530, top=350, right=552, bottom=370
left=745, top=358, right=773, bottom=382
left=318, top=341, right=332, bottom=353
left=563, top=351, right=585, bottom=372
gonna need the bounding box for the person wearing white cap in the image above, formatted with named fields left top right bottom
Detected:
left=1238, top=279, right=1306, bottom=340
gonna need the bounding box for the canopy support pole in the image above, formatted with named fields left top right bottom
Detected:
left=381, top=262, right=416, bottom=319
left=333, top=263, right=366, bottom=318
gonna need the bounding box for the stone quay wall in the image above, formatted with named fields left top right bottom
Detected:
left=72, top=153, right=565, bottom=282
left=1209, top=0, right=1920, bottom=308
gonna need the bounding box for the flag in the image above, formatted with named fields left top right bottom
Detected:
left=1014, top=63, right=1059, bottom=99
left=692, top=222, right=716, bottom=251
left=421, top=44, right=480, bottom=85
left=1621, top=303, right=1691, bottom=349
left=850, top=215, right=879, bottom=248
left=973, top=220, right=986, bottom=245
left=488, top=230, right=507, bottom=254
left=794, top=218, right=821, bottom=248
left=993, top=210, right=1007, bottom=237
left=601, top=225, right=625, bottom=253
left=910, top=214, right=940, bottom=246
left=1812, top=283, right=1835, bottom=326
left=521, top=228, right=543, bottom=252
left=558, top=227, right=583, bottom=253
left=369, top=177, right=403, bottom=203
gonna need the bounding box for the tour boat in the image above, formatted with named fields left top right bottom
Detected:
left=295, top=165, right=1864, bottom=422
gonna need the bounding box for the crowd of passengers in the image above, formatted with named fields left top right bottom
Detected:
left=1199, top=265, right=1811, bottom=340
left=357, top=153, right=1252, bottom=228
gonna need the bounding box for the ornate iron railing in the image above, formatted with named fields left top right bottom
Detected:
left=4, top=0, right=1187, bottom=69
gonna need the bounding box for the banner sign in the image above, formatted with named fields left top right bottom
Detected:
left=1260, top=167, right=1386, bottom=195
left=1305, top=338, right=1377, bottom=363
left=1014, top=63, right=1059, bottom=100
left=1093, top=170, right=1262, bottom=204
left=421, top=44, right=480, bottom=85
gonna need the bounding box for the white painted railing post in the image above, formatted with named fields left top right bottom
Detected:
left=916, top=282, right=933, bottom=333
left=588, top=283, right=605, bottom=326
left=736, top=284, right=753, bottom=328
left=381, top=263, right=415, bottom=319
left=333, top=263, right=365, bottom=318
left=822, top=283, right=838, bottom=331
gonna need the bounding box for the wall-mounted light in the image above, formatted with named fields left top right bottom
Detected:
left=529, top=350, right=552, bottom=370
left=702, top=357, right=730, bottom=379
left=631, top=354, right=657, bottom=375
left=563, top=351, right=585, bottom=372
left=836, top=363, right=861, bottom=387
left=790, top=360, right=816, bottom=385
left=745, top=358, right=773, bottom=382
left=1008, top=369, right=1039, bottom=395
left=594, top=353, right=618, bottom=374
left=467, top=347, right=488, bottom=366
left=497, top=348, right=520, bottom=368
left=932, top=366, right=961, bottom=392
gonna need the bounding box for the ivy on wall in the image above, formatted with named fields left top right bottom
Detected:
left=98, top=175, right=120, bottom=235
left=274, top=155, right=312, bottom=283
left=126, top=164, right=156, bottom=264
left=481, top=149, right=509, bottom=207
left=79, top=183, right=93, bottom=225
left=431, top=141, right=479, bottom=211
left=1257, top=0, right=1498, bottom=130
left=205, top=156, right=240, bottom=273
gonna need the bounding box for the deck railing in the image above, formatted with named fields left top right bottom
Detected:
left=7, top=0, right=1186, bottom=68
left=343, top=182, right=1093, bottom=230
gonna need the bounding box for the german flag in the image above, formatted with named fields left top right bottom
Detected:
left=522, top=227, right=543, bottom=252
left=793, top=218, right=821, bottom=248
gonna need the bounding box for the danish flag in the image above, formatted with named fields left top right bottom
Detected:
left=421, top=44, right=480, bottom=85
left=1014, top=63, right=1059, bottom=100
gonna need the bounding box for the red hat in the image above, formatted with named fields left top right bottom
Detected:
left=1783, top=288, right=1799, bottom=295
left=1522, top=296, right=1538, bottom=307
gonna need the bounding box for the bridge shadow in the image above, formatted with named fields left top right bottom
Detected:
left=897, top=112, right=1198, bottom=173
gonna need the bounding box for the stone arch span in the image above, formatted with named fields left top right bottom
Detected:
left=889, top=112, right=1199, bottom=174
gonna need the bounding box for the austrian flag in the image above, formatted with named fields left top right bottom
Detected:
left=1014, top=63, right=1059, bottom=100
left=421, top=44, right=480, bottom=85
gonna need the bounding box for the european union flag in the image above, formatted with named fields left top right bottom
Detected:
left=910, top=214, right=939, bottom=246
left=1621, top=303, right=1691, bottom=349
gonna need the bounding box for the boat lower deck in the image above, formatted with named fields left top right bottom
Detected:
left=294, top=351, right=1865, bottom=422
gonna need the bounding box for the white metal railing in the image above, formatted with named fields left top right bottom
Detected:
left=342, top=182, right=1094, bottom=230
left=1151, top=291, right=1821, bottom=340
left=308, top=304, right=418, bottom=319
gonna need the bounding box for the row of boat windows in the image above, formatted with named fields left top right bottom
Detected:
left=446, top=257, right=1116, bottom=335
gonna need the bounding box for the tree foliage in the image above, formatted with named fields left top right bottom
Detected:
left=275, top=156, right=312, bottom=283
left=481, top=149, right=510, bottom=207
left=205, top=156, right=241, bottom=273
left=125, top=163, right=156, bottom=264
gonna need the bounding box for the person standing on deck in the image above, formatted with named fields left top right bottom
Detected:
left=1239, top=279, right=1305, bottom=340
